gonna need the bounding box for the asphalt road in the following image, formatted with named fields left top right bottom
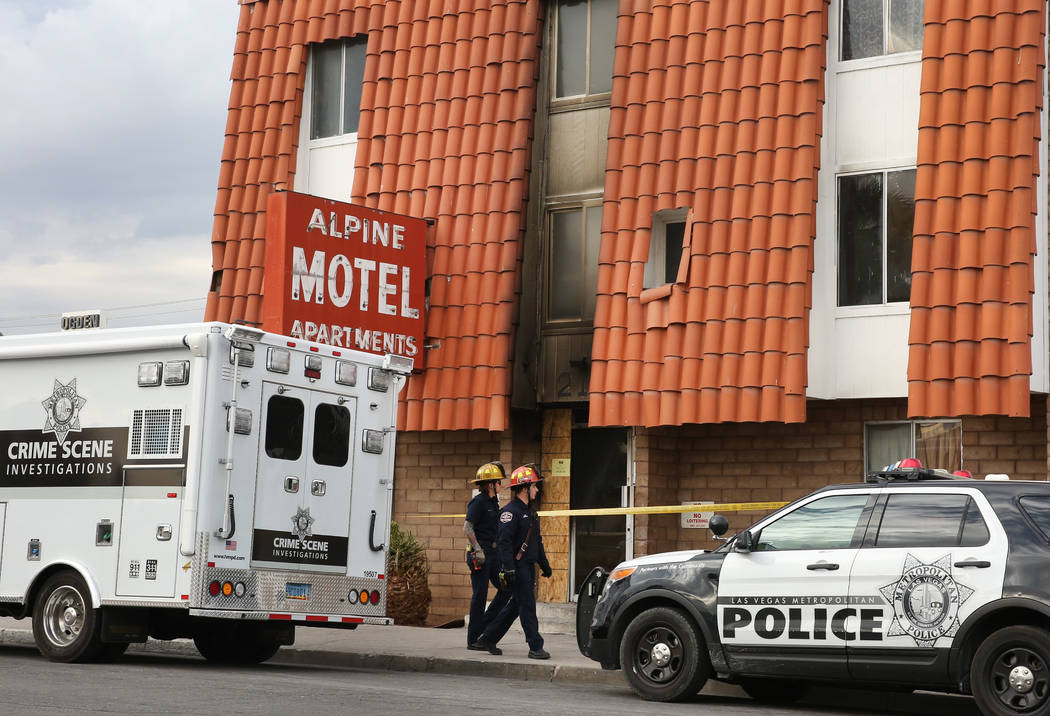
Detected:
left=0, top=647, right=980, bottom=716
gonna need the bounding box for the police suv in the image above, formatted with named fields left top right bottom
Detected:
left=576, top=465, right=1050, bottom=716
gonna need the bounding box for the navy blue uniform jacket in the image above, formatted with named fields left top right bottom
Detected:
left=465, top=492, right=499, bottom=546
left=496, top=498, right=550, bottom=572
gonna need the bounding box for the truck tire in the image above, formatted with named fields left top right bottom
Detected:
left=619, top=606, right=710, bottom=702
left=738, top=677, right=810, bottom=704
left=32, top=570, right=105, bottom=662
left=194, top=623, right=281, bottom=665
left=971, top=625, right=1050, bottom=716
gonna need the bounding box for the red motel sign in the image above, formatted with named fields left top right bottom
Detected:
left=262, top=191, right=427, bottom=363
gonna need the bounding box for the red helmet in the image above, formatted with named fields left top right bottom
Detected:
left=508, top=464, right=543, bottom=487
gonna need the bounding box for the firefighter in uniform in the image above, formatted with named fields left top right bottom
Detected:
left=470, top=464, right=552, bottom=660
left=464, top=461, right=511, bottom=649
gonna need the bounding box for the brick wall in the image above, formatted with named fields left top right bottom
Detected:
left=635, top=397, right=1047, bottom=557
left=392, top=429, right=502, bottom=624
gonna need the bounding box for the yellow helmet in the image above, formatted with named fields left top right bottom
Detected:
left=470, top=461, right=506, bottom=485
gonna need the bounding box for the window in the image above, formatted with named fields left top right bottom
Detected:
left=310, top=37, right=367, bottom=140
left=838, top=168, right=915, bottom=306
left=1019, top=496, right=1050, bottom=542
left=553, top=0, right=617, bottom=100
left=842, top=0, right=924, bottom=61
left=548, top=204, right=602, bottom=322
left=865, top=421, right=962, bottom=475
left=754, top=494, right=870, bottom=551
left=312, top=403, right=351, bottom=467
left=265, top=396, right=304, bottom=460
left=874, top=494, right=989, bottom=547
left=643, top=210, right=686, bottom=289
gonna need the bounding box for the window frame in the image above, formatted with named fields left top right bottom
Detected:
left=870, top=492, right=990, bottom=549
left=748, top=493, right=874, bottom=552
left=305, top=36, right=368, bottom=147
left=643, top=209, right=688, bottom=289
left=839, top=0, right=925, bottom=64
left=550, top=0, right=616, bottom=109
left=544, top=196, right=603, bottom=328
left=863, top=419, right=963, bottom=476
left=836, top=166, right=916, bottom=308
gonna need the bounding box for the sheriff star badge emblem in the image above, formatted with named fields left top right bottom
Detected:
left=41, top=379, right=87, bottom=444
left=880, top=554, right=974, bottom=647
left=292, top=506, right=315, bottom=542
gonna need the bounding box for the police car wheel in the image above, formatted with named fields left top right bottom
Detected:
left=738, top=677, right=809, bottom=704
left=31, top=569, right=106, bottom=663
left=619, top=607, right=709, bottom=702
left=971, top=625, right=1050, bottom=716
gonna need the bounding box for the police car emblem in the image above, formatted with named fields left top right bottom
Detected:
left=879, top=554, right=974, bottom=647
left=41, top=379, right=86, bottom=444
left=291, top=506, right=315, bottom=541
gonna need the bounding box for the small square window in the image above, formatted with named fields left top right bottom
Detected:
left=644, top=210, right=687, bottom=289
left=842, top=0, right=924, bottom=61
left=553, top=0, right=617, bottom=100
left=865, top=420, right=962, bottom=475
left=310, top=37, right=367, bottom=140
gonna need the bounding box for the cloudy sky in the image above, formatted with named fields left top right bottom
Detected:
left=0, top=0, right=241, bottom=335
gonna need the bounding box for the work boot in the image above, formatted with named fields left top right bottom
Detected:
left=470, top=636, right=502, bottom=655
left=528, top=648, right=551, bottom=660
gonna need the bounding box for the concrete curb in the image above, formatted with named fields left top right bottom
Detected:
left=0, top=627, right=623, bottom=686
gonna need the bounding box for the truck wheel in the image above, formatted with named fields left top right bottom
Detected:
left=971, top=625, right=1050, bottom=716
left=619, top=606, right=710, bottom=702
left=194, top=624, right=281, bottom=665
left=32, top=570, right=105, bottom=662
left=738, top=677, right=810, bottom=704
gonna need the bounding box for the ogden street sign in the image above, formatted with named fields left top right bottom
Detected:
left=262, top=191, right=427, bottom=364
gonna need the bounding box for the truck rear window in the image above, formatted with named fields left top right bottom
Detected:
left=313, top=403, right=350, bottom=467
left=265, top=395, right=304, bottom=460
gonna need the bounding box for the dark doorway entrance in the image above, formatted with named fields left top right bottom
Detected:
left=570, top=427, right=628, bottom=595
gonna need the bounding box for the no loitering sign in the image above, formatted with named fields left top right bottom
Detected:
left=262, top=191, right=427, bottom=364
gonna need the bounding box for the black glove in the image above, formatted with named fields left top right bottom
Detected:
left=541, top=565, right=552, bottom=578
left=498, top=569, right=516, bottom=591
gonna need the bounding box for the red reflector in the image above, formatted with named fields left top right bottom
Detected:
left=309, top=346, right=319, bottom=352
left=208, top=581, right=220, bottom=596
left=377, top=574, right=385, bottom=580
left=167, top=492, right=177, bottom=498
left=181, top=595, right=189, bottom=600
left=207, top=562, right=215, bottom=568
left=287, top=341, right=296, bottom=347
left=342, top=617, right=363, bottom=624
left=269, top=614, right=292, bottom=620
left=305, top=369, right=321, bottom=379
left=305, top=615, right=327, bottom=622
left=332, top=350, right=341, bottom=356
left=371, top=590, right=381, bottom=604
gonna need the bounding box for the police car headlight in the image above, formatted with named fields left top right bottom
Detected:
left=607, top=566, right=636, bottom=584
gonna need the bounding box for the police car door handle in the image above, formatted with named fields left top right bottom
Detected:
left=806, top=562, right=839, bottom=571
left=954, top=559, right=991, bottom=568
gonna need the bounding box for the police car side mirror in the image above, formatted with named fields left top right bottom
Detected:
left=708, top=514, right=729, bottom=538
left=734, top=530, right=754, bottom=553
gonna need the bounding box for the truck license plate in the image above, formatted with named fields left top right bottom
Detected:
left=285, top=582, right=311, bottom=600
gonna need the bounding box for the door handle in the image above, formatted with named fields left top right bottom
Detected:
left=954, top=559, right=991, bottom=568
left=369, top=510, right=385, bottom=552
left=284, top=477, right=300, bottom=493
left=311, top=480, right=327, bottom=497
left=807, top=562, right=839, bottom=571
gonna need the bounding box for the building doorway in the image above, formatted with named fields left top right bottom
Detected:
left=569, top=426, right=628, bottom=596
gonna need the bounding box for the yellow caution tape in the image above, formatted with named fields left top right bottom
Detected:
left=407, top=500, right=788, bottom=520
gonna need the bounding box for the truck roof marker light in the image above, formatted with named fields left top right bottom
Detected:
left=286, top=341, right=296, bottom=347
left=309, top=346, right=319, bottom=352
left=167, top=492, right=177, bottom=498
left=332, top=350, right=341, bottom=357
left=267, top=347, right=291, bottom=374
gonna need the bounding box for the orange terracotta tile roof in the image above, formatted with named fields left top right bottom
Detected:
left=907, top=1, right=1045, bottom=418
left=204, top=0, right=543, bottom=432
left=588, top=0, right=828, bottom=426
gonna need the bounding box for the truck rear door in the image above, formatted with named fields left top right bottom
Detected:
left=251, top=382, right=353, bottom=574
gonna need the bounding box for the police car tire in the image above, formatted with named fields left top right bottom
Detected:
left=31, top=569, right=106, bottom=663
left=619, top=607, right=710, bottom=702
left=737, top=677, right=809, bottom=704
left=971, top=625, right=1050, bottom=716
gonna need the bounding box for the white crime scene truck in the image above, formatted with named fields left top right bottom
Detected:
left=0, top=322, right=410, bottom=663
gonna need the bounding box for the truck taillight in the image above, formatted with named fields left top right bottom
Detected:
left=347, top=589, right=358, bottom=604
left=360, top=590, right=370, bottom=605
left=305, top=354, right=322, bottom=379
left=234, top=582, right=246, bottom=597
left=371, top=590, right=380, bottom=604
left=209, top=581, right=221, bottom=596
left=221, top=582, right=234, bottom=597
